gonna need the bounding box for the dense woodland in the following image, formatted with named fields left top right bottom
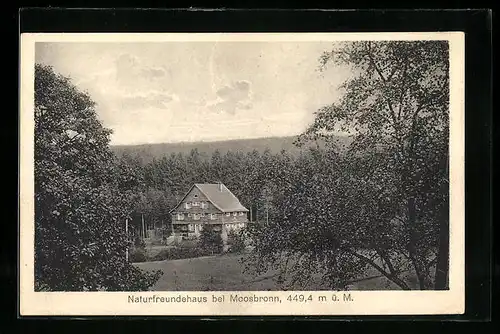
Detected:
left=115, top=145, right=342, bottom=234
left=34, top=40, right=450, bottom=292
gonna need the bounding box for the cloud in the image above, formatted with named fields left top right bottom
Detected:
left=206, top=80, right=253, bottom=115
left=141, top=67, right=167, bottom=78
left=117, top=90, right=178, bottom=111
left=115, top=53, right=167, bottom=85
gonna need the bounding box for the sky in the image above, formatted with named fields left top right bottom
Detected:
left=35, top=41, right=350, bottom=145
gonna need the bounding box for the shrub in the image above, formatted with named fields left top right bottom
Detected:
left=199, top=225, right=223, bottom=254
left=150, top=239, right=164, bottom=246
left=129, top=248, right=148, bottom=263
left=227, top=229, right=246, bottom=253
left=178, top=238, right=198, bottom=248
left=134, top=236, right=146, bottom=249
left=151, top=247, right=210, bottom=261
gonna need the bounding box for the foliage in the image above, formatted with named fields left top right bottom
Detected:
left=129, top=248, right=148, bottom=263
left=152, top=247, right=209, bottom=261
left=34, top=64, right=162, bottom=291
left=134, top=236, right=146, bottom=249
left=115, top=147, right=290, bottom=231
left=226, top=229, right=246, bottom=254
left=198, top=226, right=224, bottom=254
left=245, top=41, right=449, bottom=290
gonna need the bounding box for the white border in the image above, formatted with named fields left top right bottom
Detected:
left=19, top=32, right=465, bottom=316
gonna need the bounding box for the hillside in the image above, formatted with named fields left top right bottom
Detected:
left=110, top=135, right=352, bottom=161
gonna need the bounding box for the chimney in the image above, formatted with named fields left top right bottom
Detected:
left=217, top=181, right=222, bottom=192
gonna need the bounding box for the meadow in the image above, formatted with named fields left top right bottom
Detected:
left=133, top=252, right=420, bottom=291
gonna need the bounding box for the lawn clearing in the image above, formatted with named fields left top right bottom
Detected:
left=133, top=253, right=418, bottom=291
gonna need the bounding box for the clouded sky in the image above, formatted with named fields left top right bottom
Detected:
left=35, top=41, right=349, bottom=145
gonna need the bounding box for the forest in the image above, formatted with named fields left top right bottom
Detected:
left=114, top=143, right=345, bottom=236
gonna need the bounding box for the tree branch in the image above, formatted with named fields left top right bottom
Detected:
left=397, top=59, right=410, bottom=120
left=366, top=42, right=388, bottom=83
left=375, top=248, right=398, bottom=277
left=342, top=248, right=411, bottom=290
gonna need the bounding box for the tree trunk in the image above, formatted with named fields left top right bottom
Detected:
left=142, top=214, right=145, bottom=240
left=434, top=200, right=449, bottom=290
left=125, top=218, right=129, bottom=262
left=407, top=197, right=426, bottom=289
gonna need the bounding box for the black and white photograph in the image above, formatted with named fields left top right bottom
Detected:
left=19, top=32, right=465, bottom=315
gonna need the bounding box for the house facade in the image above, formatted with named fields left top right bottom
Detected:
left=169, top=183, right=249, bottom=239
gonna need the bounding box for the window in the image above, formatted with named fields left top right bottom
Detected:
left=194, top=214, right=200, bottom=220
left=239, top=212, right=244, bottom=216
left=194, top=194, right=198, bottom=198
left=177, top=213, right=184, bottom=220
left=201, top=202, right=208, bottom=209
left=210, top=213, right=217, bottom=220
left=185, top=202, right=191, bottom=209
left=188, top=224, right=194, bottom=232
left=226, top=213, right=230, bottom=217
left=193, top=201, right=200, bottom=207
left=233, top=212, right=237, bottom=217
left=200, top=213, right=205, bottom=217
left=188, top=213, right=192, bottom=218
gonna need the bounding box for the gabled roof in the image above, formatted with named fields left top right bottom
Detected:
left=169, top=183, right=249, bottom=213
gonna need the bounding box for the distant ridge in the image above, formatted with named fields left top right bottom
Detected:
left=110, top=135, right=352, bottom=161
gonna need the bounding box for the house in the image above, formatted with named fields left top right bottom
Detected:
left=169, top=183, right=249, bottom=239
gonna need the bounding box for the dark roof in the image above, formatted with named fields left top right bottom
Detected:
left=171, top=183, right=249, bottom=213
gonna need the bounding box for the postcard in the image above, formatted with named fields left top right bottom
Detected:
left=19, top=32, right=465, bottom=316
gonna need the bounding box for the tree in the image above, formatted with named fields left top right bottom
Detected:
left=246, top=41, right=449, bottom=290
left=309, top=41, right=448, bottom=289
left=34, top=64, right=162, bottom=291
left=198, top=225, right=223, bottom=254
left=226, top=229, right=246, bottom=253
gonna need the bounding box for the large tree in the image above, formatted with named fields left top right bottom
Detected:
left=34, top=64, right=162, bottom=291
left=309, top=41, right=449, bottom=289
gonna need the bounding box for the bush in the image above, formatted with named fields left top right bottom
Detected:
left=149, top=239, right=164, bottom=246
left=178, top=238, right=198, bottom=248
left=152, top=247, right=209, bottom=261
left=129, top=248, right=148, bottom=263
left=227, top=229, right=246, bottom=253
left=199, top=226, right=223, bottom=254
left=134, top=236, right=146, bottom=249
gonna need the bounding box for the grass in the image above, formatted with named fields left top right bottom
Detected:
left=133, top=252, right=419, bottom=291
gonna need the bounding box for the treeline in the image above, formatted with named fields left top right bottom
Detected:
left=115, top=146, right=307, bottom=233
